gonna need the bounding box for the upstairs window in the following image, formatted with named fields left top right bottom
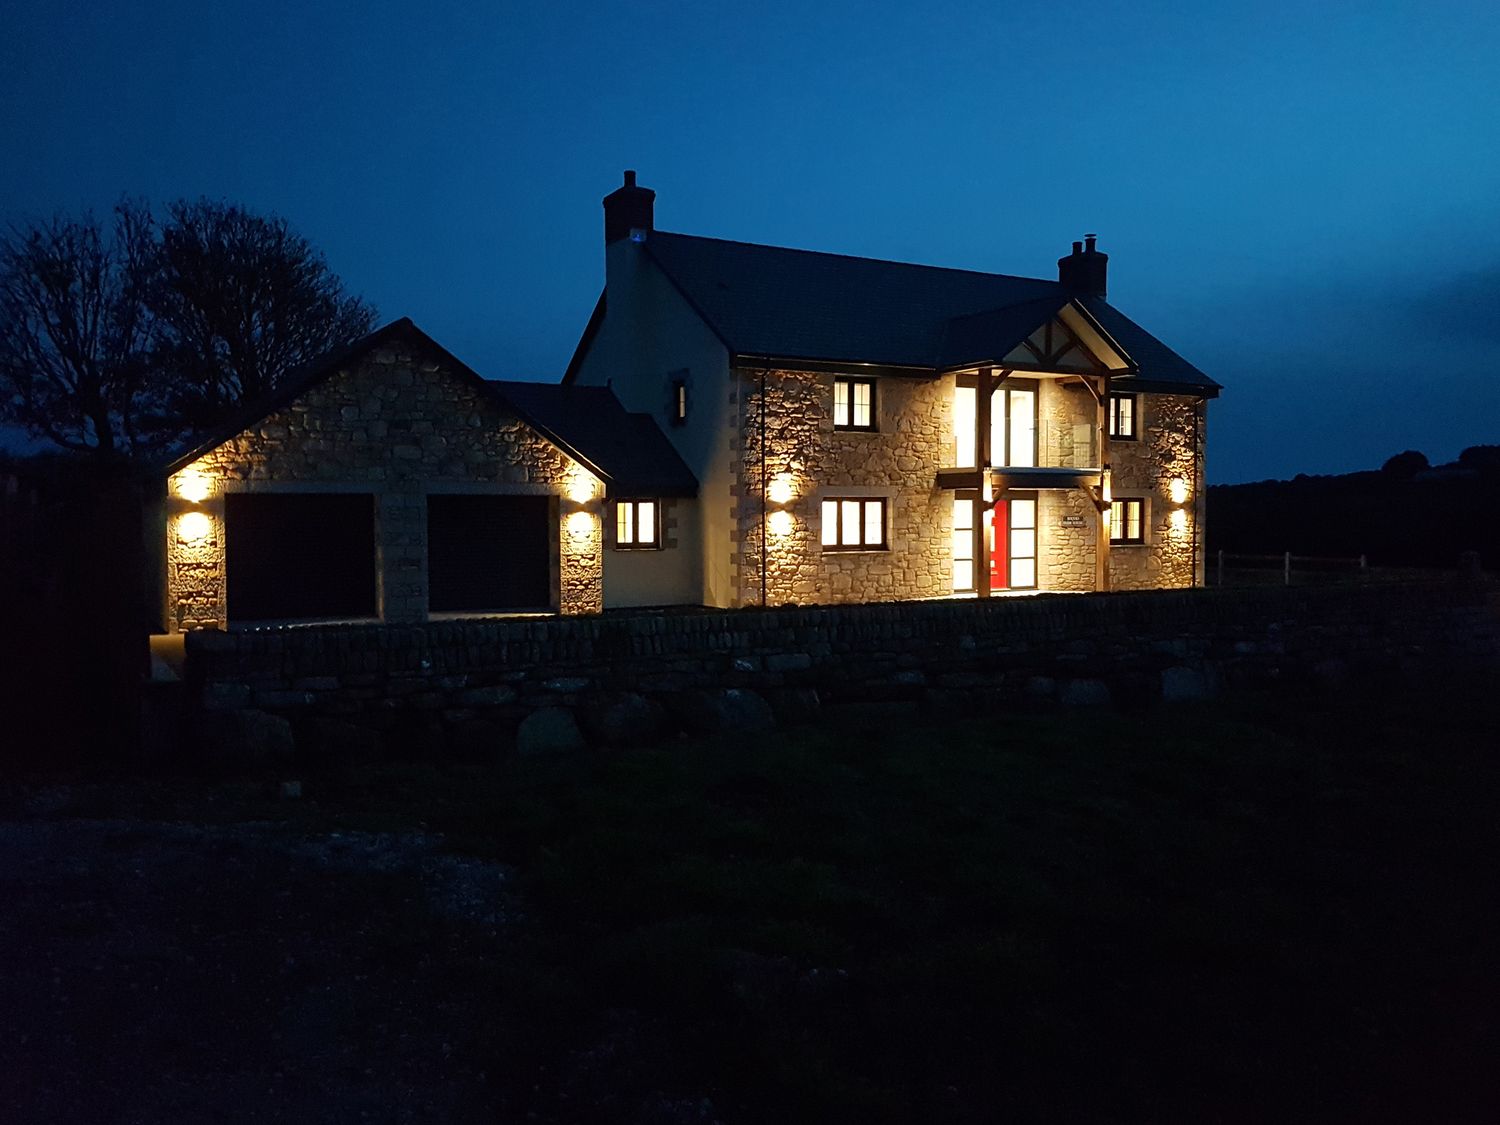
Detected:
left=833, top=377, right=876, bottom=431
left=670, top=376, right=688, bottom=426
left=1108, top=392, right=1138, bottom=440
left=615, top=499, right=660, bottom=549
left=1109, top=498, right=1145, bottom=544
left=821, top=497, right=887, bottom=550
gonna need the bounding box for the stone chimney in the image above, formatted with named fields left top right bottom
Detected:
left=603, top=170, right=655, bottom=245
left=1057, top=233, right=1108, bottom=298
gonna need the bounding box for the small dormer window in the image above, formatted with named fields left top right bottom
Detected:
left=833, top=377, right=876, bottom=431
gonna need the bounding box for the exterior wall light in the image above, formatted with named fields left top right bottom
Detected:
left=767, top=509, right=794, bottom=537
left=174, top=471, right=213, bottom=503
left=1169, top=477, right=1189, bottom=506
left=176, top=511, right=212, bottom=542
left=566, top=466, right=597, bottom=505
left=768, top=472, right=796, bottom=506
left=1170, top=508, right=1189, bottom=534
left=565, top=510, right=595, bottom=539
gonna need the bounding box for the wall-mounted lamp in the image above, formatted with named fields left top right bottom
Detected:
left=565, top=467, right=597, bottom=505
left=174, top=471, right=212, bottom=503
left=565, top=510, right=596, bottom=539
left=1169, top=508, right=1189, bottom=534
left=768, top=472, right=796, bottom=507
left=1169, top=477, right=1189, bottom=506
left=176, top=511, right=212, bottom=542
left=767, top=509, right=794, bottom=537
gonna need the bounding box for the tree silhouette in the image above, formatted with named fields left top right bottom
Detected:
left=0, top=198, right=377, bottom=459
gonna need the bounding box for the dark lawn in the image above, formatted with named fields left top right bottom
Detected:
left=4, top=670, right=1498, bottom=1123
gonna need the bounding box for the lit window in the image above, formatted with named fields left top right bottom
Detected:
left=1108, top=393, right=1137, bottom=440
left=833, top=377, right=875, bottom=431
left=821, top=497, right=886, bottom=550
left=614, top=499, right=660, bottom=549
left=671, top=377, right=687, bottom=425
left=1110, top=498, right=1144, bottom=544
left=952, top=497, right=975, bottom=591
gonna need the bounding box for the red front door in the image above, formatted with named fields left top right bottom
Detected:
left=989, top=501, right=1008, bottom=590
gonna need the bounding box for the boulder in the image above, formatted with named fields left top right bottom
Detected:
left=580, top=693, right=665, bottom=748
left=197, top=709, right=295, bottom=768
left=1161, top=665, right=1213, bottom=702
left=294, top=717, right=382, bottom=762
left=517, top=707, right=586, bottom=755
left=672, top=688, right=776, bottom=737
left=767, top=687, right=821, bottom=725
left=1060, top=678, right=1111, bottom=707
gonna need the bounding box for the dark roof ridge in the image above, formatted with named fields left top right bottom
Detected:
left=651, top=229, right=1063, bottom=287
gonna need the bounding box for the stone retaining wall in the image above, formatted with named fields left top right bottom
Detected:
left=183, top=577, right=1498, bottom=759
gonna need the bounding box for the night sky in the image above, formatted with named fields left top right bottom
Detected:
left=3, top=0, right=1497, bottom=482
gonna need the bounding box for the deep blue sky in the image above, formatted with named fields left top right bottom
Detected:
left=3, top=0, right=1497, bottom=482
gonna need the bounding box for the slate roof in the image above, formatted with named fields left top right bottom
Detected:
left=639, top=231, right=1219, bottom=394
left=488, top=381, right=697, bottom=497
left=164, top=318, right=697, bottom=496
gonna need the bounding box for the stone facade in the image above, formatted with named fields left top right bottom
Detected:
left=726, top=364, right=1203, bottom=607
left=1108, top=393, right=1206, bottom=590
left=732, top=368, right=951, bottom=607
left=165, top=339, right=603, bottom=631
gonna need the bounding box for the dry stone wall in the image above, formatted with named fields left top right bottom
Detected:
left=184, top=578, right=1498, bottom=760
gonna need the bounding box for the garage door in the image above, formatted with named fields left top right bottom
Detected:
left=427, top=494, right=552, bottom=613
left=225, top=493, right=377, bottom=623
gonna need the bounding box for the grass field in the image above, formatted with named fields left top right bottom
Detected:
left=4, top=668, right=1498, bottom=1123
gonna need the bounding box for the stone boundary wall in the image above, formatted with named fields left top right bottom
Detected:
left=183, top=577, right=1498, bottom=759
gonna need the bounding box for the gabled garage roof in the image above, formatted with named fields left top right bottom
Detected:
left=163, top=318, right=697, bottom=496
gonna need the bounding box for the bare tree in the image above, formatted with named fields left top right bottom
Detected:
left=0, top=203, right=158, bottom=457
left=147, top=200, right=378, bottom=428
left=0, top=197, right=378, bottom=459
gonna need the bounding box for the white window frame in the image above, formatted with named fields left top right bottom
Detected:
left=614, top=499, right=661, bottom=550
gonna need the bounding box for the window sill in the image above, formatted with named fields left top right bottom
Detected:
left=821, top=546, right=889, bottom=554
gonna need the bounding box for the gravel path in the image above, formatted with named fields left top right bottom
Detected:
left=0, top=806, right=521, bottom=1123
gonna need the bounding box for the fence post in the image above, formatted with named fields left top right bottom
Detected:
left=1217, top=549, right=1224, bottom=588
left=1283, top=551, right=1291, bottom=586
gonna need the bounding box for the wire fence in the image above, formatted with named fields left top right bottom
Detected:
left=1208, top=550, right=1380, bottom=587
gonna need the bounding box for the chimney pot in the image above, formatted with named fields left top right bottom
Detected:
left=603, top=171, right=655, bottom=245
left=1057, top=234, right=1108, bottom=299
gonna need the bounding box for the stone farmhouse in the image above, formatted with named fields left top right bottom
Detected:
left=161, top=173, right=1220, bottom=632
